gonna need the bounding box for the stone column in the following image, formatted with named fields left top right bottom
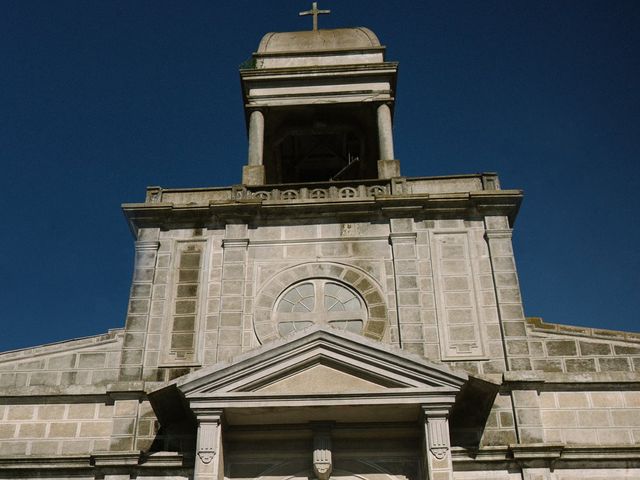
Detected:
left=243, top=110, right=266, bottom=185
left=376, top=103, right=400, bottom=178
left=422, top=408, right=453, bottom=480
left=248, top=110, right=264, bottom=166
left=377, top=103, right=394, bottom=160
left=193, top=409, right=224, bottom=480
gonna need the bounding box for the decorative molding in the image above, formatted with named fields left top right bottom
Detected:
left=526, top=317, right=640, bottom=343
left=0, top=452, right=185, bottom=471
left=233, top=183, right=391, bottom=202
left=430, top=447, right=448, bottom=460
left=484, top=229, right=513, bottom=239
left=426, top=416, right=450, bottom=461
left=313, top=428, right=333, bottom=480
left=222, top=238, right=250, bottom=248
left=91, top=451, right=140, bottom=467
left=135, top=240, right=160, bottom=251
left=430, top=230, right=488, bottom=361
left=197, top=450, right=216, bottom=465
left=389, top=232, right=417, bottom=242
left=252, top=262, right=389, bottom=343
left=0, top=328, right=123, bottom=364
left=503, top=370, right=640, bottom=385
left=451, top=445, right=640, bottom=465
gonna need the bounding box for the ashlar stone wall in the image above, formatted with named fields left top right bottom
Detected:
left=517, top=318, right=640, bottom=374
left=0, top=329, right=123, bottom=390
left=0, top=400, right=113, bottom=456
left=539, top=389, right=640, bottom=445
left=0, top=330, right=125, bottom=457
left=123, top=215, right=518, bottom=384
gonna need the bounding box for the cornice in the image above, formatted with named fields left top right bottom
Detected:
left=122, top=189, right=522, bottom=234
left=0, top=451, right=186, bottom=471
left=451, top=444, right=640, bottom=467
left=240, top=61, right=398, bottom=79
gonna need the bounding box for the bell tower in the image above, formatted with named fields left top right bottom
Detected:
left=240, top=11, right=399, bottom=185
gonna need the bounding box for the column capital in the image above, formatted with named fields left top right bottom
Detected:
left=191, top=407, right=224, bottom=424
left=420, top=405, right=451, bottom=420
left=375, top=100, right=394, bottom=109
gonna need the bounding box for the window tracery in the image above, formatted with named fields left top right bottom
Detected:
left=274, top=280, right=365, bottom=336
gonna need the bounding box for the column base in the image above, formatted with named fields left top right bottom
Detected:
left=377, top=159, right=401, bottom=179
left=242, top=165, right=265, bottom=186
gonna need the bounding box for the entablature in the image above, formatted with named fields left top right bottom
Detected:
left=122, top=174, right=522, bottom=235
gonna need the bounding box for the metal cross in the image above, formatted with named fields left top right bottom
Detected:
left=299, top=2, right=331, bottom=31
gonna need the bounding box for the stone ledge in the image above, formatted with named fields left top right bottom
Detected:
left=510, top=443, right=564, bottom=461
left=503, top=371, right=640, bottom=385
left=91, top=451, right=140, bottom=467
left=0, top=380, right=164, bottom=398
left=123, top=189, right=522, bottom=231
left=452, top=444, right=640, bottom=463
left=0, top=329, right=124, bottom=364
left=0, top=385, right=110, bottom=397
left=527, top=317, right=640, bottom=343
left=0, top=455, right=90, bottom=469
left=0, top=452, right=185, bottom=470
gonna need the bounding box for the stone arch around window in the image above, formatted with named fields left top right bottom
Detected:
left=253, top=262, right=388, bottom=344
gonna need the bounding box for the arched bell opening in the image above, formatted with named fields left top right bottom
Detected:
left=263, top=105, right=380, bottom=184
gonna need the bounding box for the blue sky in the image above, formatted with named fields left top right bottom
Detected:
left=1, top=0, right=638, bottom=351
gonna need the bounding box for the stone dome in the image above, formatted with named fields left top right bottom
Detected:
left=257, top=27, right=381, bottom=53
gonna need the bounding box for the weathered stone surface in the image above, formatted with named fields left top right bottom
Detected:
left=0, top=18, right=638, bottom=480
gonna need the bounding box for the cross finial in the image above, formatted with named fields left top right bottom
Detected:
left=299, top=2, right=331, bottom=31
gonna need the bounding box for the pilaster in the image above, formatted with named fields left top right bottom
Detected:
left=510, top=383, right=544, bottom=444
left=217, top=224, right=249, bottom=362
left=484, top=216, right=528, bottom=372
left=119, top=230, right=160, bottom=381
left=192, top=409, right=224, bottom=480
left=107, top=389, right=143, bottom=452
left=389, top=218, right=421, bottom=353
left=422, top=407, right=453, bottom=480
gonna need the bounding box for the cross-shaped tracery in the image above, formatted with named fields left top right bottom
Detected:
left=275, top=279, right=365, bottom=336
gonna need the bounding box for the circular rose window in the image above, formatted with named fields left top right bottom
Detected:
left=274, top=280, right=366, bottom=336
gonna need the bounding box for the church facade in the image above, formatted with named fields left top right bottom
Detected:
left=1, top=21, right=639, bottom=480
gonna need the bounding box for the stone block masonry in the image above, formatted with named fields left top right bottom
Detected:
left=0, top=401, right=113, bottom=456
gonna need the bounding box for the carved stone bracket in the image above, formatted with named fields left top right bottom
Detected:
left=197, top=449, right=216, bottom=465
left=312, top=423, right=333, bottom=480
left=430, top=446, right=448, bottom=460
left=426, top=413, right=451, bottom=461
left=192, top=408, right=224, bottom=479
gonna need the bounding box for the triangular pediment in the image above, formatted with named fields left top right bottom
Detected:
left=147, top=327, right=496, bottom=427
left=170, top=326, right=468, bottom=398
left=148, top=327, right=498, bottom=434
left=253, top=362, right=393, bottom=394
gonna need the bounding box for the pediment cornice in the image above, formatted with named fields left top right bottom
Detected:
left=177, top=327, right=468, bottom=395
left=148, top=327, right=492, bottom=427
